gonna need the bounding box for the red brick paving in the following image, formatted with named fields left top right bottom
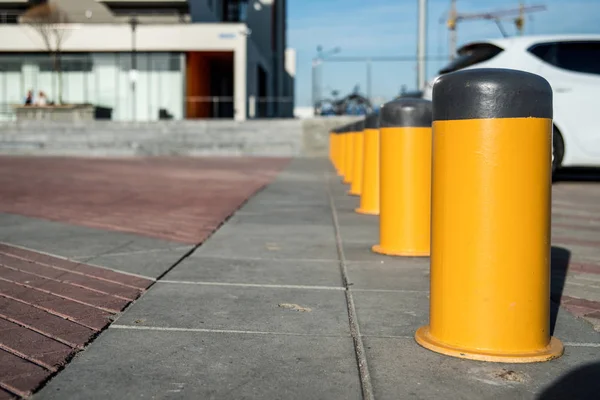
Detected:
left=0, top=244, right=152, bottom=289
left=551, top=179, right=600, bottom=330
left=0, top=244, right=153, bottom=399
left=0, top=350, right=49, bottom=398
left=0, top=157, right=287, bottom=398
left=0, top=157, right=289, bottom=244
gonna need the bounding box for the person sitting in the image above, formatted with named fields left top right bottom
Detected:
left=24, top=90, right=33, bottom=105
left=36, top=91, right=47, bottom=106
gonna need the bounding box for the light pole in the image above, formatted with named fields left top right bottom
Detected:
left=311, top=45, right=341, bottom=115
left=417, top=0, right=427, bottom=90
left=130, top=16, right=138, bottom=121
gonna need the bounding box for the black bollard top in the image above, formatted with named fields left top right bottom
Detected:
left=379, top=98, right=432, bottom=128
left=355, top=119, right=365, bottom=132
left=364, top=113, right=379, bottom=130
left=334, top=124, right=347, bottom=134
left=432, top=68, right=553, bottom=121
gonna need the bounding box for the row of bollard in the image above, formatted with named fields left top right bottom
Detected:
left=329, top=68, right=564, bottom=363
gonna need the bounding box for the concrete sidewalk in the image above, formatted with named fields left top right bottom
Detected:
left=20, top=159, right=597, bottom=399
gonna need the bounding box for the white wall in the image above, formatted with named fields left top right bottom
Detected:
left=0, top=23, right=246, bottom=52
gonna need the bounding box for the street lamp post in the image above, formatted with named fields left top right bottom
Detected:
left=130, top=16, right=138, bottom=121
left=311, top=45, right=341, bottom=116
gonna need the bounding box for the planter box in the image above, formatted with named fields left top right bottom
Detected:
left=13, top=104, right=102, bottom=122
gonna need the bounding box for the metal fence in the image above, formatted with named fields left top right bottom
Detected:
left=311, top=55, right=450, bottom=115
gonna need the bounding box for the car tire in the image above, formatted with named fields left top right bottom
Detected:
left=552, top=126, right=564, bottom=175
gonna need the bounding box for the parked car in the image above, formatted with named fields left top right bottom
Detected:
left=423, top=34, right=600, bottom=173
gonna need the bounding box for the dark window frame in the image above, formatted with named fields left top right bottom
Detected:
left=438, top=43, right=504, bottom=74
left=528, top=40, right=600, bottom=76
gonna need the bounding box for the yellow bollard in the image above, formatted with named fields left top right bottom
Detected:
left=334, top=125, right=348, bottom=177
left=372, top=99, right=433, bottom=256
left=415, top=68, right=563, bottom=363
left=342, top=122, right=355, bottom=185
left=349, top=120, right=365, bottom=196
left=356, top=114, right=380, bottom=215
left=328, top=128, right=335, bottom=167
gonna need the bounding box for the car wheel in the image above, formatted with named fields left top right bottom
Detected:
left=552, top=126, right=564, bottom=175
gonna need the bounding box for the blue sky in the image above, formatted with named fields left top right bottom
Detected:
left=287, top=0, right=600, bottom=106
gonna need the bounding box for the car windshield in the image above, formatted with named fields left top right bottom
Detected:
left=439, top=43, right=504, bottom=74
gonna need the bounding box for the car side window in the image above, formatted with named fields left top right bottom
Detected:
left=529, top=43, right=557, bottom=64
left=556, top=41, right=600, bottom=75
left=529, top=41, right=600, bottom=75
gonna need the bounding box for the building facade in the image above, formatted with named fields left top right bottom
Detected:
left=0, top=0, right=295, bottom=121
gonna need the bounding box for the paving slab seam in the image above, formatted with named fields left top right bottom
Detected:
left=0, top=314, right=81, bottom=350
left=158, top=280, right=345, bottom=291
left=110, top=324, right=350, bottom=338
left=0, top=277, right=120, bottom=314
left=0, top=264, right=133, bottom=302
left=0, top=380, right=28, bottom=399
left=0, top=343, right=56, bottom=372
left=0, top=251, right=153, bottom=290
left=562, top=342, right=600, bottom=347
left=72, top=246, right=192, bottom=260
left=70, top=261, right=156, bottom=282
left=188, top=254, right=339, bottom=263
left=351, top=288, right=429, bottom=294
left=0, top=241, right=157, bottom=283
left=326, top=171, right=375, bottom=400
left=0, top=293, right=101, bottom=332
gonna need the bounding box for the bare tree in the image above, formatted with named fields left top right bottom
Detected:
left=21, top=3, right=72, bottom=105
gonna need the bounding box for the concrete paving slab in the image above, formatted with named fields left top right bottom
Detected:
left=364, top=336, right=600, bottom=400
left=115, top=282, right=350, bottom=336
left=340, top=242, right=394, bottom=263
left=166, top=256, right=343, bottom=287
left=36, top=329, right=362, bottom=400
left=229, top=209, right=333, bottom=227
left=193, top=224, right=339, bottom=261
left=73, top=246, right=193, bottom=279
left=346, top=259, right=430, bottom=291
left=353, top=290, right=430, bottom=337
left=0, top=214, right=183, bottom=259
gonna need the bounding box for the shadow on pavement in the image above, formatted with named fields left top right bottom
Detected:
left=537, top=362, right=600, bottom=400
left=554, top=167, right=600, bottom=183
left=550, top=246, right=571, bottom=336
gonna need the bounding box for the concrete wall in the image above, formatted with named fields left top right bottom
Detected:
left=0, top=116, right=360, bottom=157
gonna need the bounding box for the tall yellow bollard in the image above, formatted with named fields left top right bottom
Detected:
left=348, top=120, right=365, bottom=196
left=342, top=122, right=356, bottom=185
left=356, top=114, right=380, bottom=215
left=336, top=125, right=350, bottom=177
left=415, top=68, right=563, bottom=363
left=372, top=99, right=433, bottom=256
left=336, top=124, right=347, bottom=178
left=330, top=126, right=341, bottom=175
left=328, top=128, right=336, bottom=169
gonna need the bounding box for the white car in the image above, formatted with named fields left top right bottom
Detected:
left=423, top=34, right=600, bottom=173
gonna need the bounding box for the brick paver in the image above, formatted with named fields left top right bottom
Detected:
left=552, top=176, right=600, bottom=330
left=0, top=156, right=288, bottom=398
left=0, top=244, right=154, bottom=398
left=0, top=157, right=289, bottom=244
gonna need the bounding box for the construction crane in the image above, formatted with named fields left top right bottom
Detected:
left=447, top=1, right=547, bottom=60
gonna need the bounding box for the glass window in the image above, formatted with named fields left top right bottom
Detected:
left=439, top=43, right=504, bottom=74
left=529, top=41, right=600, bottom=75
left=556, top=41, right=600, bottom=75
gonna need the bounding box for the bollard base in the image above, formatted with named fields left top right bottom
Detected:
left=355, top=207, right=379, bottom=216
left=371, top=244, right=429, bottom=257
left=414, top=326, right=564, bottom=363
